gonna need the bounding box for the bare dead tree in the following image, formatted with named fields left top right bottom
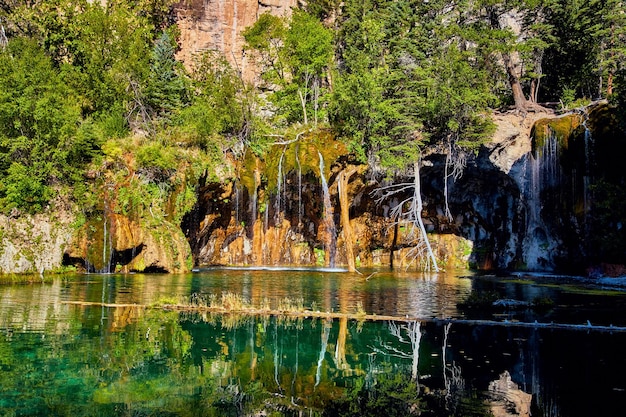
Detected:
left=375, top=160, right=439, bottom=271
left=444, top=138, right=467, bottom=222
left=298, top=68, right=312, bottom=125
left=370, top=321, right=422, bottom=386
left=442, top=322, right=465, bottom=412
left=125, top=76, right=153, bottom=136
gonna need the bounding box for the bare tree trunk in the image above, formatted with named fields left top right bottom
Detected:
left=0, top=19, right=7, bottom=49
left=298, top=89, right=308, bottom=125
left=413, top=162, right=439, bottom=271
left=529, top=49, right=543, bottom=103
left=313, top=77, right=320, bottom=127
left=338, top=167, right=358, bottom=272
left=444, top=141, right=453, bottom=222
left=335, top=317, right=348, bottom=369
left=529, top=79, right=538, bottom=103
left=375, top=160, right=439, bottom=271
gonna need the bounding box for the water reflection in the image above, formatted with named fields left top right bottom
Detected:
left=1, top=271, right=626, bottom=416
left=0, top=270, right=473, bottom=321
left=0, top=310, right=624, bottom=415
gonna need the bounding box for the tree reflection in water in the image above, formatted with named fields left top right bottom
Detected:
left=1, top=295, right=626, bottom=416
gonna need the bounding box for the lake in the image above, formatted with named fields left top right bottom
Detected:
left=1, top=269, right=626, bottom=416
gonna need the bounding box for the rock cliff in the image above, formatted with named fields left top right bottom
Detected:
left=181, top=103, right=626, bottom=274
left=2, top=104, right=625, bottom=275
left=174, top=0, right=298, bottom=83
left=0, top=209, right=74, bottom=274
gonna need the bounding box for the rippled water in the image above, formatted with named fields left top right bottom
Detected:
left=1, top=269, right=626, bottom=416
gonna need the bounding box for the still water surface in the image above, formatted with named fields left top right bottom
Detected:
left=1, top=269, right=626, bottom=416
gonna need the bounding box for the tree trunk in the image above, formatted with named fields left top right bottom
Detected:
left=529, top=78, right=538, bottom=103
left=413, top=162, right=439, bottom=272
left=503, top=53, right=527, bottom=110
left=529, top=49, right=543, bottom=103
left=444, top=141, right=453, bottom=222
left=338, top=167, right=358, bottom=272
left=298, top=89, right=308, bottom=125
left=335, top=317, right=348, bottom=368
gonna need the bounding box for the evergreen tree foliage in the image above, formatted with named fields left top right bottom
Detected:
left=145, top=30, right=188, bottom=122
left=0, top=0, right=624, bottom=216
left=331, top=0, right=497, bottom=169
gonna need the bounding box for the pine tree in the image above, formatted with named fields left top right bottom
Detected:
left=145, top=30, right=187, bottom=121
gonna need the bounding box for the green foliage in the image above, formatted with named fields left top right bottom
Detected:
left=243, top=13, right=286, bottom=84
left=0, top=163, right=52, bottom=213
left=0, top=37, right=85, bottom=213
left=539, top=0, right=626, bottom=100
left=323, top=372, right=422, bottom=417
left=286, top=10, right=333, bottom=80
left=331, top=0, right=497, bottom=170
left=145, top=30, right=188, bottom=120
left=0, top=1, right=235, bottom=217
left=172, top=50, right=249, bottom=152
left=305, top=0, right=342, bottom=20
left=244, top=10, right=333, bottom=125
left=613, top=68, right=626, bottom=129
left=137, top=142, right=177, bottom=176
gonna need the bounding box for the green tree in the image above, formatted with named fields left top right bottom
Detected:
left=173, top=50, right=251, bottom=153
left=331, top=0, right=496, bottom=168
left=539, top=0, right=616, bottom=101
left=145, top=30, right=188, bottom=122
left=0, top=37, right=86, bottom=213
left=590, top=0, right=626, bottom=96
left=242, top=13, right=286, bottom=85
left=244, top=11, right=333, bottom=126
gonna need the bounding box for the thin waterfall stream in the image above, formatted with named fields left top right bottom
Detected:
left=318, top=151, right=337, bottom=268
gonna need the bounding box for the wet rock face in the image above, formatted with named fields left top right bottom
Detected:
left=184, top=149, right=491, bottom=270
left=182, top=104, right=626, bottom=273
left=65, top=212, right=191, bottom=273
left=496, top=102, right=626, bottom=273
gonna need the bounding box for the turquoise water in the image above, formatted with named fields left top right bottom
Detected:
left=1, top=270, right=626, bottom=416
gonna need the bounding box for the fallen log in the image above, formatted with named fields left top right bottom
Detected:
left=61, top=300, right=626, bottom=332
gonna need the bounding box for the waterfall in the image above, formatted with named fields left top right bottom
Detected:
left=250, top=172, right=258, bottom=231
left=275, top=150, right=285, bottom=225
left=519, top=129, right=562, bottom=270
left=582, top=120, right=594, bottom=215
left=102, top=215, right=109, bottom=273
left=296, top=145, right=303, bottom=229
left=234, top=182, right=240, bottom=226
left=100, top=200, right=113, bottom=273
left=318, top=151, right=337, bottom=268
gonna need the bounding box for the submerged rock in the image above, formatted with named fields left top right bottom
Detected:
left=488, top=371, right=532, bottom=417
